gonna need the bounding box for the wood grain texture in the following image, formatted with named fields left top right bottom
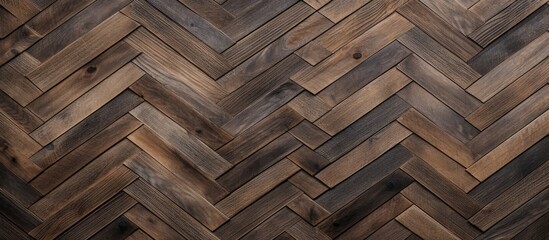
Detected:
left=1, top=1, right=547, bottom=239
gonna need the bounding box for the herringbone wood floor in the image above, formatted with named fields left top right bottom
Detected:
left=0, top=0, right=548, bottom=239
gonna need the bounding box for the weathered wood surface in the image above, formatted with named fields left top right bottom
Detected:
left=0, top=0, right=547, bottom=239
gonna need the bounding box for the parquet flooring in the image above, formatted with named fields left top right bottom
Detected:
left=0, top=0, right=548, bottom=239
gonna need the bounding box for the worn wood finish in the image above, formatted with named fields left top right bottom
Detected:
left=0, top=0, right=547, bottom=239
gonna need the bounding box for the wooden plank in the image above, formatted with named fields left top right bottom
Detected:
left=126, top=28, right=228, bottom=104
left=7, top=52, right=41, bottom=75
left=319, top=0, right=372, bottom=22
left=130, top=102, right=231, bottom=179
left=291, top=13, right=413, bottom=93
left=0, top=133, right=42, bottom=182
left=58, top=193, right=136, bottom=240
left=365, top=220, right=411, bottom=240
left=401, top=135, right=479, bottom=192
left=469, top=160, right=549, bottom=231
left=124, top=180, right=219, bottom=240
left=476, top=188, right=549, bottom=239
left=241, top=208, right=300, bottom=240
left=215, top=159, right=300, bottom=217
left=287, top=194, right=330, bottom=225
left=130, top=75, right=232, bottom=149
left=469, top=0, right=546, bottom=47
left=302, top=0, right=331, bottom=9
left=287, top=146, right=330, bottom=175
left=467, top=110, right=548, bottom=181
left=0, top=164, right=41, bottom=207
left=398, top=83, right=479, bottom=143
left=401, top=157, right=481, bottom=218
left=27, top=13, right=139, bottom=91
left=0, top=214, right=33, bottom=240
left=398, top=109, right=474, bottom=167
left=467, top=5, right=549, bottom=75
left=467, top=33, right=549, bottom=102
left=128, top=126, right=227, bottom=203
left=288, top=171, right=328, bottom=198
left=126, top=229, right=157, bottom=240
left=338, top=194, right=412, bottom=239
left=316, top=122, right=411, bottom=187
left=214, top=182, right=301, bottom=240
left=147, top=0, right=233, bottom=52
left=397, top=0, right=481, bottom=60
left=218, top=133, right=301, bottom=191
left=316, top=41, right=411, bottom=107
left=289, top=121, right=331, bottom=150
left=0, top=25, right=41, bottom=66
left=223, top=2, right=315, bottom=65
left=0, top=90, right=42, bottom=133
left=89, top=216, right=138, bottom=240
left=0, top=65, right=41, bottom=107
left=419, top=0, right=482, bottom=35
left=218, top=12, right=331, bottom=89
left=30, top=63, right=143, bottom=146
left=316, top=145, right=413, bottom=212
left=287, top=220, right=331, bottom=240
left=398, top=55, right=481, bottom=116
left=0, top=0, right=39, bottom=20
left=29, top=167, right=137, bottom=239
left=0, top=190, right=41, bottom=232
left=222, top=82, right=303, bottom=135
left=316, top=68, right=410, bottom=135
left=298, top=0, right=409, bottom=65
left=124, top=204, right=185, bottom=240
left=26, top=0, right=131, bottom=62
left=287, top=91, right=331, bottom=122
left=318, top=170, right=413, bottom=238
left=513, top=212, right=549, bottom=240
left=467, top=58, right=549, bottom=130
left=121, top=0, right=229, bottom=78
left=396, top=205, right=460, bottom=240
left=30, top=113, right=141, bottom=194
left=124, top=152, right=228, bottom=230
left=469, top=137, right=549, bottom=204
left=218, top=55, right=307, bottom=111
left=316, top=95, right=410, bottom=161
left=176, top=0, right=234, bottom=29
left=217, top=106, right=303, bottom=164
left=469, top=0, right=514, bottom=21
left=27, top=41, right=140, bottom=121
left=467, top=86, right=549, bottom=160
left=398, top=27, right=480, bottom=88
left=29, top=140, right=140, bottom=219
left=0, top=112, right=41, bottom=159
left=401, top=183, right=481, bottom=240
left=26, top=0, right=95, bottom=36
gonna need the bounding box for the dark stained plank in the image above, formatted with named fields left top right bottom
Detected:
left=469, top=137, right=549, bottom=204
left=288, top=171, right=328, bottom=198
left=287, top=146, right=330, bottom=175
left=397, top=0, right=481, bottom=60
left=30, top=140, right=141, bottom=219
left=0, top=64, right=41, bottom=107
left=0, top=163, right=41, bottom=208
left=288, top=220, right=332, bottom=240
left=217, top=106, right=303, bottom=164
left=401, top=157, right=482, bottom=218
left=0, top=90, right=42, bottom=133
left=316, top=41, right=411, bottom=107
left=128, top=126, right=228, bottom=203
left=0, top=214, right=33, bottom=240
left=0, top=190, right=41, bottom=232
left=29, top=90, right=143, bottom=169
left=218, top=12, right=331, bottom=90
left=398, top=83, right=479, bottom=143
left=467, top=5, right=549, bottom=75
left=214, top=182, right=301, bottom=240
left=468, top=0, right=546, bottom=47
left=287, top=91, right=331, bottom=122
left=0, top=112, right=41, bottom=159
left=218, top=133, right=301, bottom=192
left=287, top=194, right=330, bottom=225
left=26, top=0, right=132, bottom=62
left=316, top=95, right=410, bottom=161
left=27, top=41, right=140, bottom=121
left=58, top=193, right=137, bottom=240
left=512, top=212, right=549, bottom=240
left=338, top=194, right=412, bottom=239
left=130, top=74, right=232, bottom=149
left=26, top=0, right=95, bottom=36
left=365, top=220, right=411, bottom=240
left=27, top=13, right=139, bottom=91
left=124, top=179, right=219, bottom=239
left=316, top=145, right=413, bottom=212
left=398, top=27, right=480, bottom=88
left=147, top=0, right=233, bottom=52
left=121, top=0, right=230, bottom=78
left=124, top=204, right=185, bottom=240
left=289, top=121, right=330, bottom=150
left=0, top=136, right=42, bottom=182
left=130, top=102, right=231, bottom=179
left=0, top=25, right=41, bottom=66
left=176, top=0, right=234, bottom=29
left=241, top=208, right=300, bottom=240
left=318, top=170, right=413, bottom=238
left=398, top=55, right=481, bottom=117
left=29, top=167, right=137, bottom=239
left=89, top=216, right=138, bottom=240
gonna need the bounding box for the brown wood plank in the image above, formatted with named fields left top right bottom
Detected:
left=0, top=65, right=41, bottom=107
left=124, top=204, right=185, bottom=240
left=396, top=205, right=460, bottom=240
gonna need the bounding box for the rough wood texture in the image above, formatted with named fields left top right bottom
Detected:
left=0, top=0, right=547, bottom=239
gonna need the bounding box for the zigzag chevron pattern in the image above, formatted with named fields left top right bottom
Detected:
left=0, top=0, right=548, bottom=239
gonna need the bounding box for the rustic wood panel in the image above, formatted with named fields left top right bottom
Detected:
left=0, top=0, right=547, bottom=239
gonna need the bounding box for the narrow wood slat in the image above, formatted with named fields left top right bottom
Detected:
left=419, top=0, right=482, bottom=35
left=0, top=89, right=42, bottom=133
left=124, top=204, right=185, bottom=240
left=287, top=194, right=330, bottom=225
left=27, top=13, right=139, bottom=91
left=396, top=205, right=460, bottom=240
left=0, top=65, right=41, bottom=107
left=241, top=208, right=300, bottom=240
